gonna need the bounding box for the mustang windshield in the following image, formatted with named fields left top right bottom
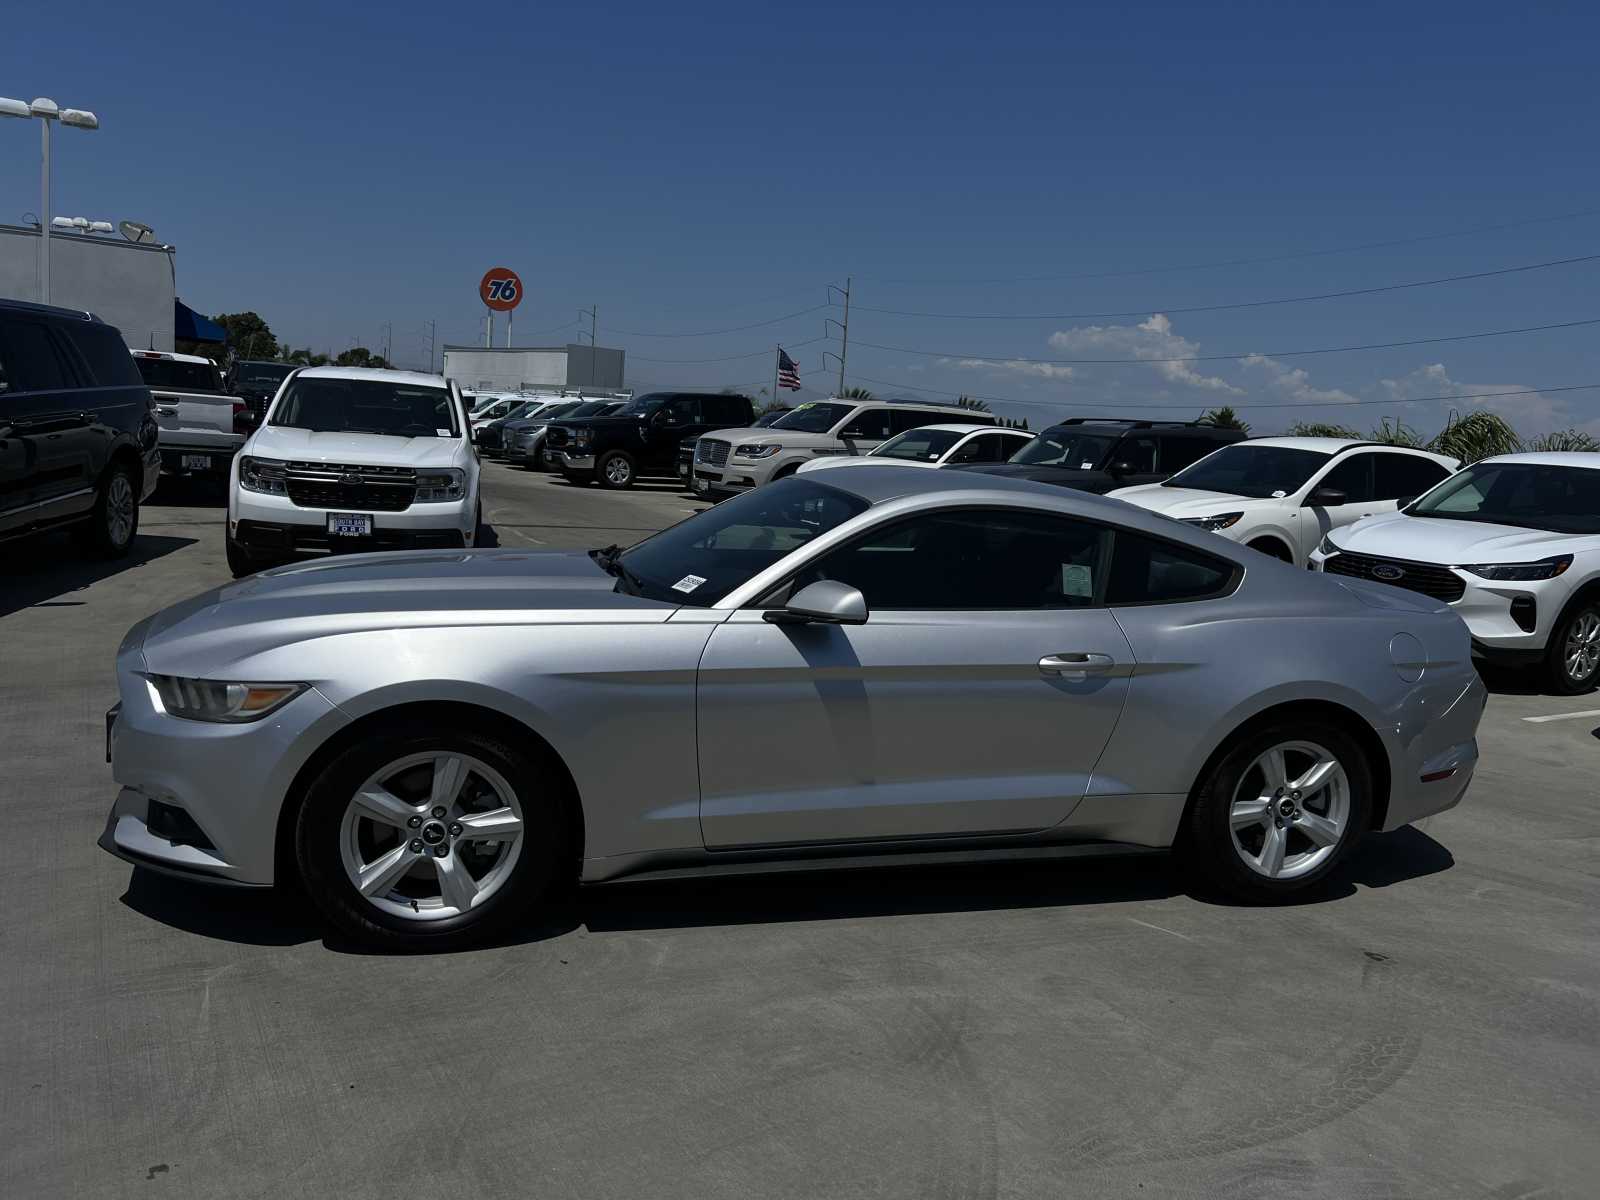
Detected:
left=1408, top=462, right=1600, bottom=534
left=270, top=378, right=459, bottom=437
left=614, top=477, right=869, bottom=605
left=1008, top=430, right=1116, bottom=469
left=1165, top=445, right=1330, bottom=498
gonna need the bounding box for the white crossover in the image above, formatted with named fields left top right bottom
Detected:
left=1310, top=452, right=1600, bottom=693
left=1110, top=437, right=1458, bottom=567
left=225, top=367, right=480, bottom=576
left=796, top=423, right=1030, bottom=474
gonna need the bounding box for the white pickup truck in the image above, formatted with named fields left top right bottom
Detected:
left=131, top=350, right=247, bottom=478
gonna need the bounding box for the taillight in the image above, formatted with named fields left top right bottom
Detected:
left=232, top=401, right=252, bottom=435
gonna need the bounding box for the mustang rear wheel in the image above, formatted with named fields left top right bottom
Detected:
left=1183, top=722, right=1372, bottom=901
left=295, top=721, right=570, bottom=947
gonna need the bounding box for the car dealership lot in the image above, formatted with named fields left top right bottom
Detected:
left=2, top=464, right=1597, bottom=1198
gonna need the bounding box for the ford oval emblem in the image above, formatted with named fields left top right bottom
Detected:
left=340, top=472, right=363, bottom=486
left=1372, top=563, right=1405, bottom=581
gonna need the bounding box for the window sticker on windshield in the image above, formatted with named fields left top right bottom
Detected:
left=1271, top=490, right=1287, bottom=498
left=437, top=428, right=451, bottom=437
left=1061, top=564, right=1093, bottom=598
left=1080, top=461, right=1095, bottom=469
left=671, top=574, right=708, bottom=594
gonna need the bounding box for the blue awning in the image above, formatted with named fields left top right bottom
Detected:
left=174, top=299, right=225, bottom=343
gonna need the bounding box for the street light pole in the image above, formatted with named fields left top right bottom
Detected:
left=0, top=96, right=100, bottom=305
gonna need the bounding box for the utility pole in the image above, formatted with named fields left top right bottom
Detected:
left=825, top=277, right=851, bottom=396
left=381, top=321, right=392, bottom=366
left=771, top=344, right=780, bottom=408
left=577, top=305, right=597, bottom=346
left=425, top=320, right=437, bottom=373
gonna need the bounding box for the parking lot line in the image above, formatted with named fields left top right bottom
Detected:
left=1520, top=708, right=1600, bottom=724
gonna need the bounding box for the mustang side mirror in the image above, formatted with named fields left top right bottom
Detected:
left=764, top=580, right=869, bottom=626
left=1306, top=486, right=1348, bottom=507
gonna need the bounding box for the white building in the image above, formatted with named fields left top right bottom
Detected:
left=0, top=222, right=178, bottom=350
left=442, top=343, right=626, bottom=393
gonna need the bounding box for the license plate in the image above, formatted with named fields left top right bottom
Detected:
left=181, top=454, right=210, bottom=470
left=326, top=513, right=374, bottom=537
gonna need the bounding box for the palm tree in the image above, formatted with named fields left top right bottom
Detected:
left=956, top=395, right=991, bottom=413
left=1200, top=406, right=1250, bottom=433
left=839, top=387, right=875, bottom=400
left=1369, top=417, right=1423, bottom=447
left=1287, top=420, right=1361, bottom=438
left=1429, top=410, right=1521, bottom=464
left=1523, top=428, right=1600, bottom=452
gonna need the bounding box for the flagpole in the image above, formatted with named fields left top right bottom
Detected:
left=772, top=344, right=780, bottom=408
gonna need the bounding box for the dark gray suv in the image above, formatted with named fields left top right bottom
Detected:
left=0, top=299, right=160, bottom=556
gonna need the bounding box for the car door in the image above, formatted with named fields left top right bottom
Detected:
left=1110, top=433, right=1163, bottom=487
left=945, top=431, right=1019, bottom=466
left=1373, top=450, right=1452, bottom=508
left=649, top=395, right=703, bottom=471
left=0, top=316, right=99, bottom=526
left=696, top=506, right=1136, bottom=847
left=0, top=333, right=33, bottom=534
left=1297, top=452, right=1378, bottom=561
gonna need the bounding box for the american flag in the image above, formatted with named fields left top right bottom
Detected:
left=777, top=348, right=801, bottom=391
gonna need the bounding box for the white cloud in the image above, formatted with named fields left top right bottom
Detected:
left=1380, top=362, right=1564, bottom=433
left=1047, top=313, right=1242, bottom=394
left=1241, top=354, right=1361, bottom=407
left=946, top=357, right=1076, bottom=380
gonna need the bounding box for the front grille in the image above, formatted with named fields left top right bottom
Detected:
left=478, top=426, right=505, bottom=451
left=697, top=439, right=730, bottom=467
left=544, top=426, right=570, bottom=451
left=1324, top=551, right=1465, bottom=602
left=283, top=461, right=416, bottom=512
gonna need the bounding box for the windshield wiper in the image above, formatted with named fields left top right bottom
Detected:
left=589, top=544, right=644, bottom=595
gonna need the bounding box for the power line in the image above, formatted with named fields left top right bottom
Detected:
left=629, top=334, right=831, bottom=365
left=605, top=303, right=834, bottom=338
left=849, top=315, right=1600, bottom=367
left=850, top=252, right=1600, bottom=321
left=860, top=205, right=1600, bottom=286
left=845, top=370, right=1600, bottom=413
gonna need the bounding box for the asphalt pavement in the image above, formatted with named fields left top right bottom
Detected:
left=1, top=461, right=1596, bottom=1199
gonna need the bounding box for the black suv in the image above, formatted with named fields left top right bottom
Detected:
left=549, top=391, right=756, bottom=489
left=953, top=417, right=1247, bottom=493
left=1, top=299, right=160, bottom=556
left=226, top=359, right=295, bottom=421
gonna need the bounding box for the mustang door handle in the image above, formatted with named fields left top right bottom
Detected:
left=1038, top=652, right=1116, bottom=676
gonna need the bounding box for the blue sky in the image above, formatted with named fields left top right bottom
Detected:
left=3, top=0, right=1598, bottom=436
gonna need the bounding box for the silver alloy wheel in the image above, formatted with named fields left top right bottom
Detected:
left=1229, top=739, right=1350, bottom=880
left=1563, top=611, right=1600, bottom=682
left=338, top=752, right=526, bottom=922
left=106, top=473, right=135, bottom=547
left=604, top=455, right=632, bottom=485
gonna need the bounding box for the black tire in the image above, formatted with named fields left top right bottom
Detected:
left=596, top=450, right=636, bottom=490
left=225, top=536, right=261, bottom=578
left=1542, top=597, right=1600, bottom=695
left=1248, top=537, right=1294, bottom=563
left=1180, top=720, right=1372, bottom=902
left=772, top=462, right=803, bottom=481
left=294, top=719, right=573, bottom=949
left=76, top=460, right=139, bottom=558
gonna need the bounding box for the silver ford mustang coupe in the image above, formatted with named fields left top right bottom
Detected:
left=101, top=469, right=1484, bottom=948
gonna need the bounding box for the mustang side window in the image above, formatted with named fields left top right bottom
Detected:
left=790, top=508, right=1108, bottom=610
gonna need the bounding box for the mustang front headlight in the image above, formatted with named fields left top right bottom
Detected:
left=735, top=443, right=782, bottom=459
left=1181, top=511, right=1244, bottom=532
left=414, top=468, right=466, bottom=501
left=238, top=455, right=288, bottom=495
left=146, top=675, right=306, bottom=723
left=1460, top=555, right=1572, bottom=581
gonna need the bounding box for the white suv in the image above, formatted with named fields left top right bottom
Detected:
left=1110, top=437, right=1458, bottom=566
left=691, top=399, right=996, bottom=496
left=226, top=367, right=480, bottom=576
left=1310, top=452, right=1600, bottom=693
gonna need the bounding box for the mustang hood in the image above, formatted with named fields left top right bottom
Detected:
left=135, top=550, right=673, bottom=675
left=1331, top=511, right=1600, bottom=563
left=247, top=427, right=466, bottom=468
